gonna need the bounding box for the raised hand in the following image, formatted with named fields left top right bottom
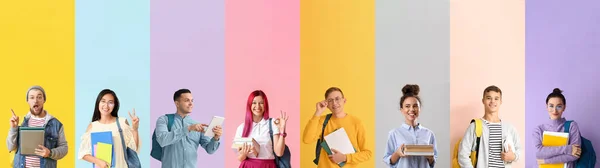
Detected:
left=275, top=110, right=289, bottom=131
left=10, top=109, right=19, bottom=128
left=128, top=108, right=139, bottom=131
left=315, top=100, right=328, bottom=116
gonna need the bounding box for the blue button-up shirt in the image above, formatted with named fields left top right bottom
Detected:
left=155, top=114, right=220, bottom=168
left=383, top=123, right=437, bottom=168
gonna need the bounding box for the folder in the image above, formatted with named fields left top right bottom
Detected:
left=96, top=142, right=113, bottom=168
left=404, top=144, right=434, bottom=156
left=91, top=131, right=114, bottom=168
left=19, top=127, right=45, bottom=156
left=324, top=128, right=356, bottom=155
left=231, top=137, right=260, bottom=157
left=540, top=131, right=569, bottom=168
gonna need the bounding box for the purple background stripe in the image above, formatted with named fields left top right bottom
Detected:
left=150, top=0, right=225, bottom=167
left=525, top=0, right=600, bottom=167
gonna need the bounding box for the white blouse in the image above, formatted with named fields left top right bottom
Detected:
left=234, top=118, right=280, bottom=159
left=78, top=118, right=140, bottom=168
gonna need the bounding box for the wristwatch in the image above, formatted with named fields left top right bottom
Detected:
left=279, top=132, right=287, bottom=138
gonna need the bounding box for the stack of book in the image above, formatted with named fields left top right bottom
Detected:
left=231, top=137, right=260, bottom=157
left=404, top=144, right=434, bottom=156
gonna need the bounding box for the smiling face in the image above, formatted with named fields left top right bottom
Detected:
left=547, top=97, right=565, bottom=120
left=98, top=94, right=115, bottom=115
left=401, top=96, right=420, bottom=122
left=175, top=93, right=194, bottom=114
left=326, top=91, right=346, bottom=114
left=251, top=95, right=265, bottom=117
left=482, top=91, right=502, bottom=113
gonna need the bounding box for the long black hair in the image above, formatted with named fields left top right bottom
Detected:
left=91, top=89, right=120, bottom=122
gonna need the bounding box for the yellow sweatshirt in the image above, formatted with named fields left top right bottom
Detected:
left=303, top=113, right=372, bottom=168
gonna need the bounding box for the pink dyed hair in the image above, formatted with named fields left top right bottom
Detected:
left=242, top=90, right=270, bottom=137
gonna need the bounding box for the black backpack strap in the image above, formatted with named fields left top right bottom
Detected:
left=470, top=119, right=481, bottom=166
left=313, top=114, right=333, bottom=164
left=268, top=118, right=277, bottom=156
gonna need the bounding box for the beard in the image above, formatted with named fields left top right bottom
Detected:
left=30, top=106, right=44, bottom=116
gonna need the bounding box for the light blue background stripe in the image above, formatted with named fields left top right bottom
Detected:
left=75, top=0, right=150, bottom=167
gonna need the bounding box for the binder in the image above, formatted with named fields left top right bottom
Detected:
left=19, top=127, right=45, bottom=156
left=540, top=131, right=569, bottom=168
left=91, top=131, right=114, bottom=167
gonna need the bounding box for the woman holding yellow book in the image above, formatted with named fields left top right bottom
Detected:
left=233, top=90, right=289, bottom=168
left=533, top=88, right=582, bottom=168
left=382, top=84, right=437, bottom=168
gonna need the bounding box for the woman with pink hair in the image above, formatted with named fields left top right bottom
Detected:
left=233, top=90, right=289, bottom=168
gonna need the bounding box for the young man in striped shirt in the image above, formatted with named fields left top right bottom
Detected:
left=7, top=86, right=68, bottom=168
left=457, top=85, right=522, bottom=168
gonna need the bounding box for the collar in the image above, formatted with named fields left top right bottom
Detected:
left=401, top=123, right=421, bottom=130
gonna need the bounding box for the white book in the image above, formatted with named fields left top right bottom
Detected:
left=542, top=131, right=569, bottom=138
left=204, top=116, right=225, bottom=137
left=231, top=137, right=260, bottom=157
left=324, top=127, right=355, bottom=154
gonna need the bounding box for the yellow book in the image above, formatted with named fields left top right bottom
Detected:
left=96, top=142, right=113, bottom=167
left=540, top=131, right=569, bottom=168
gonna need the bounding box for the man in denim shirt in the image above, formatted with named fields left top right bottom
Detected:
left=7, top=85, right=68, bottom=168
left=155, top=89, right=222, bottom=168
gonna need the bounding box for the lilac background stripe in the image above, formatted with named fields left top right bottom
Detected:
left=150, top=0, right=225, bottom=167
left=525, top=0, right=600, bottom=167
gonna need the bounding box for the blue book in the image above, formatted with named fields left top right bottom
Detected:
left=91, top=131, right=114, bottom=168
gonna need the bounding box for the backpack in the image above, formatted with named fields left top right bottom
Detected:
left=151, top=114, right=175, bottom=161
left=564, top=121, right=596, bottom=168
left=313, top=114, right=333, bottom=165
left=452, top=119, right=483, bottom=168
left=269, top=118, right=292, bottom=168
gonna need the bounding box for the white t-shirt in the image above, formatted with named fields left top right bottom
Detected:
left=234, top=118, right=280, bottom=159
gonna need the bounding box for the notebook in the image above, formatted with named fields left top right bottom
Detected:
left=96, top=142, right=113, bottom=168
left=91, top=131, right=114, bottom=167
left=19, top=127, right=45, bottom=155
left=204, top=116, right=225, bottom=137
left=324, top=128, right=356, bottom=154
left=540, top=131, right=569, bottom=168
left=404, top=144, right=434, bottom=156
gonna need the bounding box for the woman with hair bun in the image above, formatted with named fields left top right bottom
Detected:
left=533, top=88, right=582, bottom=167
left=382, top=84, right=438, bottom=168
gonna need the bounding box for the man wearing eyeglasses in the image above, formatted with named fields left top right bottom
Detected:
left=302, top=87, right=372, bottom=168
left=7, top=85, right=69, bottom=168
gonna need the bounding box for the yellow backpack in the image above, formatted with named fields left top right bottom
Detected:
left=452, top=119, right=483, bottom=168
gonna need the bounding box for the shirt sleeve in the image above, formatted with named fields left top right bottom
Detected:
left=382, top=130, right=398, bottom=166
left=77, top=126, right=93, bottom=160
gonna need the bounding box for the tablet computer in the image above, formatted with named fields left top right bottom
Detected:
left=204, top=116, right=225, bottom=137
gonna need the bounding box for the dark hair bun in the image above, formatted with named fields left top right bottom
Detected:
left=552, top=88, right=562, bottom=94
left=402, top=84, right=420, bottom=96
